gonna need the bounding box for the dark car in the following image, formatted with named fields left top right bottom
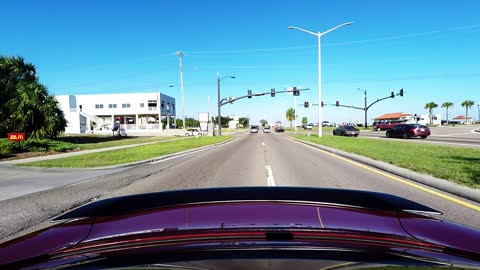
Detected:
left=2, top=187, right=480, bottom=269
left=333, top=125, right=360, bottom=137
left=274, top=126, right=285, bottom=132
left=386, top=124, right=431, bottom=139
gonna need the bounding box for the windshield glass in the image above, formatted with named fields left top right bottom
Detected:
left=1, top=1, right=479, bottom=269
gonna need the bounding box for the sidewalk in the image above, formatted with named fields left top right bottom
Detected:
left=0, top=137, right=191, bottom=165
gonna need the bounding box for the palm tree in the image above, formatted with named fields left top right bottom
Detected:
left=1, top=56, right=67, bottom=138
left=424, top=102, right=438, bottom=125
left=286, top=108, right=295, bottom=128
left=461, top=100, right=475, bottom=124
left=441, top=102, right=454, bottom=125
left=301, top=117, right=308, bottom=126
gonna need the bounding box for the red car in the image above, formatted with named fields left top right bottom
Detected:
left=373, top=121, right=403, bottom=131
left=386, top=124, right=431, bottom=139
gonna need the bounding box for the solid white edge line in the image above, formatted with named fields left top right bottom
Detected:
left=265, top=165, right=275, bottom=186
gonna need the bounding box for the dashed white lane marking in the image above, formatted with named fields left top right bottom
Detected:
left=265, top=165, right=276, bottom=186
left=262, top=141, right=265, bottom=147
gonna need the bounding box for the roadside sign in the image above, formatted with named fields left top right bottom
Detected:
left=7, top=133, right=26, bottom=142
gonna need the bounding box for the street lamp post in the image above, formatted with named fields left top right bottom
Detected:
left=217, top=73, right=235, bottom=136
left=177, top=51, right=185, bottom=131
left=357, top=88, right=368, bottom=128
left=288, top=22, right=353, bottom=137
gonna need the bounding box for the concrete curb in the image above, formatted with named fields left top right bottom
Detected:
left=62, top=137, right=238, bottom=170
left=290, top=137, right=480, bottom=204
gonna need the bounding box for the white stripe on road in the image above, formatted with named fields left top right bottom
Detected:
left=265, top=165, right=276, bottom=186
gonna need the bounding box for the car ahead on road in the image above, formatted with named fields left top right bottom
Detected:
left=305, top=123, right=314, bottom=130
left=386, top=124, right=431, bottom=139
left=185, top=128, right=203, bottom=136
left=274, top=126, right=285, bottom=132
left=263, top=125, right=271, bottom=133
left=333, top=125, right=360, bottom=137
left=250, top=125, right=259, bottom=133
left=2, top=187, right=480, bottom=269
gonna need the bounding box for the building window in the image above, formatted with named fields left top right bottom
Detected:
left=166, top=103, right=170, bottom=111
left=161, top=101, right=165, bottom=108
left=109, top=104, right=117, bottom=109
left=95, top=104, right=103, bottom=109
left=122, top=103, right=131, bottom=108
left=140, top=103, right=144, bottom=108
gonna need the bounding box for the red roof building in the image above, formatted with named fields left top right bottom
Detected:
left=375, top=112, right=412, bottom=121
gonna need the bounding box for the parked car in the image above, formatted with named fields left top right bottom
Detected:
left=185, top=128, right=203, bottom=136
left=250, top=125, right=259, bottom=133
left=385, top=124, right=430, bottom=139
left=274, top=126, right=285, bottom=132
left=306, top=123, right=314, bottom=130
left=322, top=121, right=334, bottom=127
left=333, top=125, right=360, bottom=137
left=263, top=125, right=271, bottom=133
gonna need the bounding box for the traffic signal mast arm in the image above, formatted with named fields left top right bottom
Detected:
left=219, top=88, right=310, bottom=107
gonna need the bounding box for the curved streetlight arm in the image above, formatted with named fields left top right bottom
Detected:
left=288, top=26, right=318, bottom=36
left=320, top=22, right=354, bottom=36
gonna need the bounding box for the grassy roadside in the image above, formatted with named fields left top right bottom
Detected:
left=20, top=136, right=231, bottom=168
left=295, top=135, right=480, bottom=189
left=61, top=137, right=175, bottom=150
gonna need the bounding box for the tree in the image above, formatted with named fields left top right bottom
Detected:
left=301, top=117, right=308, bottom=126
left=212, top=116, right=232, bottom=127
left=185, top=117, right=200, bottom=127
left=238, top=117, right=249, bottom=128
left=286, top=108, right=295, bottom=128
left=0, top=56, right=67, bottom=138
left=441, top=102, right=454, bottom=125
left=424, top=102, right=438, bottom=125
left=260, top=119, right=268, bottom=126
left=461, top=100, right=475, bottom=124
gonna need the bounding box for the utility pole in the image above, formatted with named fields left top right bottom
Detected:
left=177, top=51, right=185, bottom=131
left=358, top=88, right=368, bottom=128
left=217, top=73, right=221, bottom=136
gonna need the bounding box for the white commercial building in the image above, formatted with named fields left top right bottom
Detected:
left=56, top=92, right=176, bottom=134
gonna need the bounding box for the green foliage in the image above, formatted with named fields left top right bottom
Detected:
left=301, top=117, right=308, bottom=125
left=238, top=117, right=249, bottom=128
left=424, top=102, right=438, bottom=124
left=461, top=100, right=475, bottom=122
left=0, top=139, right=77, bottom=154
left=22, top=136, right=231, bottom=168
left=286, top=108, right=295, bottom=128
left=260, top=119, right=268, bottom=126
left=0, top=56, right=67, bottom=139
left=212, top=116, right=233, bottom=127
left=296, top=135, right=480, bottom=188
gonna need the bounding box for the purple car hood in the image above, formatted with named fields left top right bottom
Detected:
left=1, top=187, right=480, bottom=269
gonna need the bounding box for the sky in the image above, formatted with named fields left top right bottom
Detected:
left=2, top=0, right=480, bottom=125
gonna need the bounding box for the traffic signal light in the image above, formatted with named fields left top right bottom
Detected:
left=321, top=101, right=324, bottom=107
left=391, top=91, right=395, bottom=98
left=293, top=87, right=300, bottom=96
left=271, top=88, right=275, bottom=97
left=399, top=89, right=404, bottom=97
left=304, top=101, right=309, bottom=108
left=336, top=101, right=339, bottom=107
left=248, top=89, right=252, bottom=98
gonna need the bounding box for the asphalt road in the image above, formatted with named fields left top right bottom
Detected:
left=359, top=125, right=480, bottom=147
left=1, top=132, right=480, bottom=242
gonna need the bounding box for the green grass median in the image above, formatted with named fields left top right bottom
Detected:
left=20, top=136, right=231, bottom=168
left=59, top=135, right=176, bottom=150
left=295, top=135, right=480, bottom=189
